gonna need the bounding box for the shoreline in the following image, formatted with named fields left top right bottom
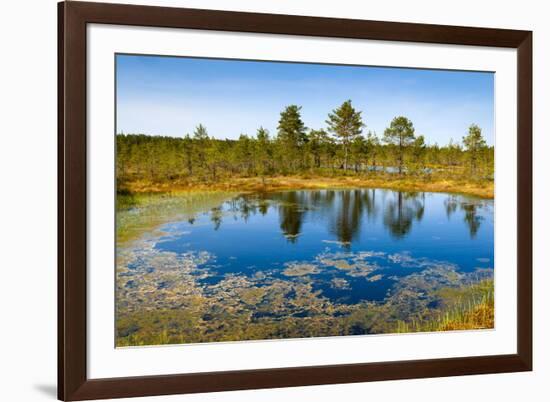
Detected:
left=119, top=175, right=494, bottom=199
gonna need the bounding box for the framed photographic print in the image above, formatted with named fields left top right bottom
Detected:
left=58, top=1, right=532, bottom=400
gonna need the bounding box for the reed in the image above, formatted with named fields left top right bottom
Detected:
left=396, top=279, right=494, bottom=333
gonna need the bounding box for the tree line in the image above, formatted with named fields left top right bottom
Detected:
left=116, top=100, right=493, bottom=185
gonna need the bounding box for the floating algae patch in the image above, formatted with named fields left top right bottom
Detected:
left=331, top=277, right=350, bottom=289
left=366, top=274, right=383, bottom=282
left=316, top=250, right=380, bottom=277
left=283, top=263, right=319, bottom=277
left=330, top=260, right=355, bottom=270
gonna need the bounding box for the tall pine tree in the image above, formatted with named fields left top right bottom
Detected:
left=462, top=124, right=487, bottom=174
left=326, top=100, right=364, bottom=171
left=277, top=105, right=307, bottom=170
left=383, top=116, right=415, bottom=174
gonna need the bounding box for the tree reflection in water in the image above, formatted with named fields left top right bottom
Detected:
left=277, top=191, right=305, bottom=243
left=208, top=189, right=487, bottom=244
left=383, top=192, right=425, bottom=239
left=210, top=206, right=223, bottom=231
left=461, top=203, right=484, bottom=238
left=444, top=195, right=486, bottom=238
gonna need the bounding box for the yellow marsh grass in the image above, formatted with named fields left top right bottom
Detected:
left=396, top=279, right=494, bottom=333
left=121, top=174, right=493, bottom=199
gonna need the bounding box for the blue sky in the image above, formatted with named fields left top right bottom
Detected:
left=116, top=54, right=494, bottom=146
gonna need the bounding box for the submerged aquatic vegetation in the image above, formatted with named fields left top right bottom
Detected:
left=116, top=235, right=493, bottom=346
left=315, top=250, right=385, bottom=281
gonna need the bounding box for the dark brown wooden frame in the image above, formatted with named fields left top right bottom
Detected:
left=58, top=1, right=532, bottom=400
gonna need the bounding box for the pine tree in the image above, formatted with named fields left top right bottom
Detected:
left=462, top=124, right=487, bottom=175
left=350, top=135, right=367, bottom=172
left=412, top=135, right=426, bottom=170
left=366, top=131, right=380, bottom=170
left=383, top=116, right=416, bottom=174
left=307, top=129, right=330, bottom=169
left=326, top=100, right=364, bottom=171
left=443, top=138, right=462, bottom=167
left=193, top=124, right=209, bottom=169
left=277, top=105, right=307, bottom=170
left=256, top=127, right=272, bottom=182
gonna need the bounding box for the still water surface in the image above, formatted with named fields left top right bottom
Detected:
left=149, top=189, right=493, bottom=305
